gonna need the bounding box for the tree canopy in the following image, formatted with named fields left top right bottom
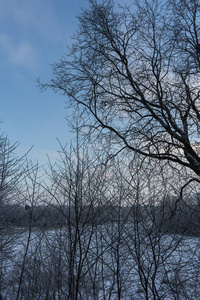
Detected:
left=42, top=0, right=200, bottom=177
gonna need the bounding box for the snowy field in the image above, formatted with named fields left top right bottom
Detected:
left=1, top=224, right=200, bottom=299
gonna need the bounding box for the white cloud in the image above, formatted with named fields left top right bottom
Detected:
left=0, top=0, right=69, bottom=70
left=0, top=0, right=66, bottom=42
left=0, top=34, right=37, bottom=69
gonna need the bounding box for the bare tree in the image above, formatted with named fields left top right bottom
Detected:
left=40, top=0, right=200, bottom=179
left=43, top=135, right=112, bottom=299
left=15, top=161, right=44, bottom=300
left=1, top=134, right=200, bottom=299
left=0, top=134, right=25, bottom=206
left=0, top=134, right=29, bottom=299
left=104, top=155, right=200, bottom=299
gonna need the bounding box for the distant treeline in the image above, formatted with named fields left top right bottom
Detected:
left=0, top=203, right=134, bottom=229
left=1, top=194, right=200, bottom=236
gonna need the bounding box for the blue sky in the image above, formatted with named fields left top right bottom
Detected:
left=0, top=0, right=88, bottom=165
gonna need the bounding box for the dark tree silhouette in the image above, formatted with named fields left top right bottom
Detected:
left=40, top=0, right=200, bottom=178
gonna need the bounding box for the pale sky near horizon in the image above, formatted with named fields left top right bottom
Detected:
left=0, top=0, right=88, bottom=165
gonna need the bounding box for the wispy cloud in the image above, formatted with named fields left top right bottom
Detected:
left=0, top=34, right=37, bottom=69
left=0, top=0, right=70, bottom=70
left=0, top=0, right=66, bottom=42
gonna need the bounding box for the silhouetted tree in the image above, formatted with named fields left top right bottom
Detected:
left=40, top=0, right=200, bottom=180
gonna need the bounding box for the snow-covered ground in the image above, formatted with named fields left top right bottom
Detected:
left=1, top=225, right=200, bottom=299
